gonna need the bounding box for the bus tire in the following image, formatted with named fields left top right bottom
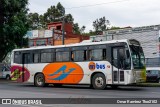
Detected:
left=92, top=73, right=106, bottom=90
left=34, top=73, right=46, bottom=87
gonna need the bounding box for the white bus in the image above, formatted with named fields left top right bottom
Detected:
left=10, top=39, right=146, bottom=89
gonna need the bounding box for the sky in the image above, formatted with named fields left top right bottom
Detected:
left=28, top=0, right=160, bottom=32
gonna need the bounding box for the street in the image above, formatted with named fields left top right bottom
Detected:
left=0, top=80, right=160, bottom=107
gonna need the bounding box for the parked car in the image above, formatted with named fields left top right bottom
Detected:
left=146, top=67, right=160, bottom=83
left=0, top=66, right=11, bottom=80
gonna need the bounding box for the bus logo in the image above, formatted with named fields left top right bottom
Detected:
left=88, top=62, right=105, bottom=71
left=89, top=62, right=96, bottom=71
left=43, top=62, right=84, bottom=84
left=48, top=65, right=75, bottom=80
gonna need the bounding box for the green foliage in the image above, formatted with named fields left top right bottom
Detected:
left=110, top=26, right=121, bottom=30
left=27, top=13, right=41, bottom=29
left=0, top=0, right=29, bottom=62
left=93, top=16, right=110, bottom=33
left=73, top=23, right=86, bottom=34
left=27, top=2, right=85, bottom=34
left=28, top=2, right=74, bottom=30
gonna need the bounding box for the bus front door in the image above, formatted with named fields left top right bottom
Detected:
left=112, top=47, right=125, bottom=84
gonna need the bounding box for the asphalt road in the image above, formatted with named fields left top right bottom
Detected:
left=0, top=79, right=160, bottom=107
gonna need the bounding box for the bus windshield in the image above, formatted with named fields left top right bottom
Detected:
left=130, top=45, right=145, bottom=69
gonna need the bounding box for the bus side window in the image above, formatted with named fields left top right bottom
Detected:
left=56, top=51, right=70, bottom=62
left=88, top=49, right=105, bottom=60
left=88, top=50, right=93, bottom=60
left=41, top=53, right=53, bottom=63
left=72, top=50, right=87, bottom=61
left=33, top=53, right=40, bottom=63
left=14, top=52, right=21, bottom=64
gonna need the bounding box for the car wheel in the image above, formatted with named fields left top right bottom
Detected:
left=6, top=75, right=11, bottom=80
left=92, top=73, right=106, bottom=90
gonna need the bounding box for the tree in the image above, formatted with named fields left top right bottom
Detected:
left=110, top=26, right=121, bottom=30
left=27, top=13, right=41, bottom=29
left=80, top=26, right=86, bottom=34
left=27, top=2, right=74, bottom=30
left=27, top=2, right=84, bottom=34
left=93, top=16, right=110, bottom=34
left=73, top=23, right=80, bottom=34
left=0, top=0, right=29, bottom=62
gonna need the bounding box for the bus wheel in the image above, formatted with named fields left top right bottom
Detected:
left=34, top=73, right=45, bottom=87
left=92, top=73, right=106, bottom=90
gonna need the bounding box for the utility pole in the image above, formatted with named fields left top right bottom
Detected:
left=62, top=9, right=65, bottom=45
left=62, top=15, right=65, bottom=45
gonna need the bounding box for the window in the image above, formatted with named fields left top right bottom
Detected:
left=56, top=52, right=70, bottom=62
left=88, top=45, right=106, bottom=61
left=57, top=25, right=61, bottom=30
left=29, top=40, right=34, bottom=47
left=72, top=50, right=87, bottom=61
left=36, top=39, right=46, bottom=46
left=23, top=53, right=31, bottom=64
left=41, top=53, right=53, bottom=63
left=112, top=48, right=118, bottom=68
left=89, top=49, right=106, bottom=60
left=150, top=70, right=159, bottom=75
left=14, top=51, right=21, bottom=64
left=33, top=53, right=40, bottom=63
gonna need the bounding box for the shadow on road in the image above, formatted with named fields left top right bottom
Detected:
left=16, top=83, right=145, bottom=91
left=0, top=79, right=146, bottom=91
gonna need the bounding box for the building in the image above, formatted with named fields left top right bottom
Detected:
left=90, top=25, right=160, bottom=67
left=90, top=35, right=106, bottom=42
left=103, top=25, right=160, bottom=67
left=27, top=22, right=89, bottom=47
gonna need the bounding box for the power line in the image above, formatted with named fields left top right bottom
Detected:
left=66, top=0, right=131, bottom=9
left=28, top=0, right=132, bottom=13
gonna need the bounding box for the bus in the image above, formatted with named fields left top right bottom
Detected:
left=10, top=39, right=146, bottom=89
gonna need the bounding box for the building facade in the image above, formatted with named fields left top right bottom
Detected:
left=26, top=22, right=89, bottom=47
left=104, top=25, right=160, bottom=58
left=90, top=25, right=160, bottom=67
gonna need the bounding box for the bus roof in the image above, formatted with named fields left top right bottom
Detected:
left=13, top=39, right=137, bottom=51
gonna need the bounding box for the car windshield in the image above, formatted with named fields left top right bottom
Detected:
left=130, top=45, right=145, bottom=69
